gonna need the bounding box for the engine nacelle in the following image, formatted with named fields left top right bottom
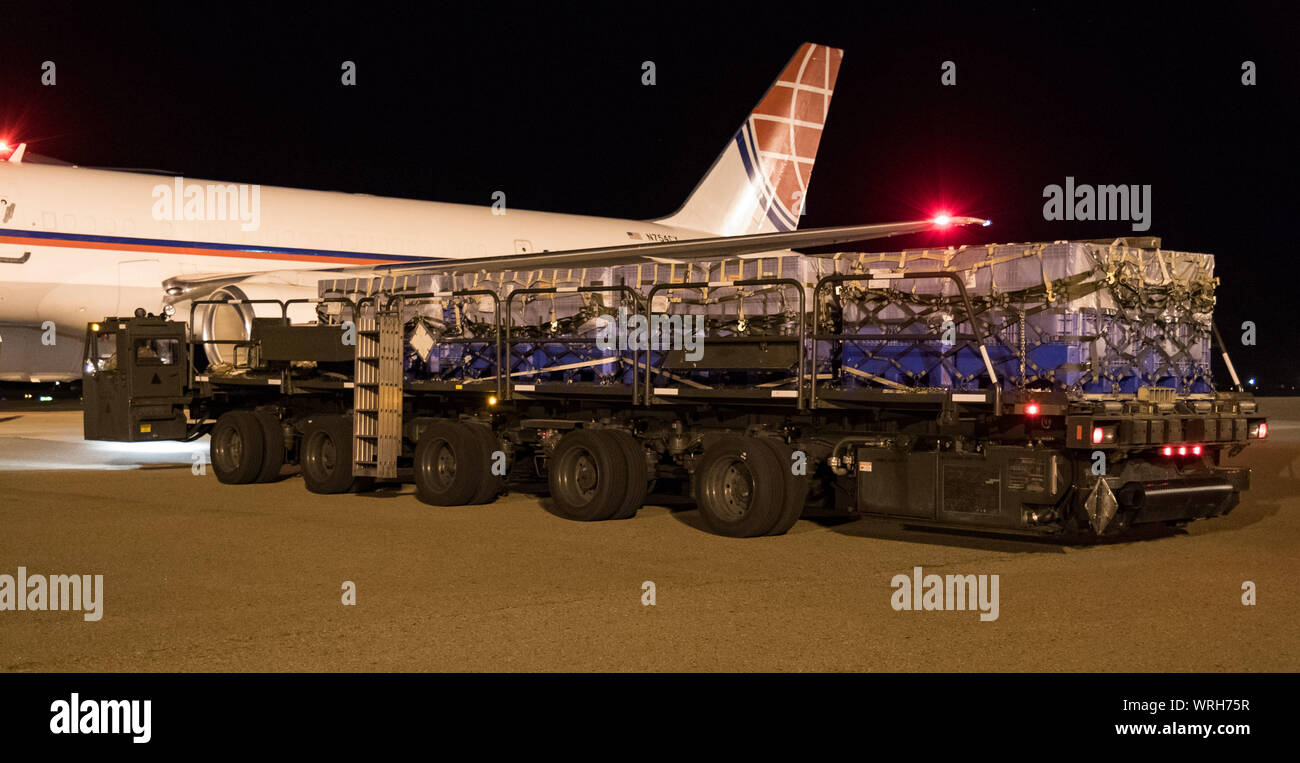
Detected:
left=183, top=281, right=322, bottom=366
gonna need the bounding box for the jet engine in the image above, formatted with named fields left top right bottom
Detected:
left=182, top=281, right=323, bottom=366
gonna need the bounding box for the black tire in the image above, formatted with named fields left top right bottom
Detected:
left=548, top=429, right=627, bottom=521
left=301, top=415, right=360, bottom=494
left=414, top=420, right=491, bottom=506
left=607, top=429, right=649, bottom=520
left=252, top=410, right=285, bottom=484
left=210, top=410, right=265, bottom=484
left=468, top=423, right=506, bottom=505
left=693, top=435, right=786, bottom=537
left=757, top=438, right=808, bottom=536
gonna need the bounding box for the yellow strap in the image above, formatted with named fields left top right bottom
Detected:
left=1033, top=244, right=1055, bottom=302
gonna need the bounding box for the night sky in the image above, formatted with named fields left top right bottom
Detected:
left=3, top=2, right=1297, bottom=386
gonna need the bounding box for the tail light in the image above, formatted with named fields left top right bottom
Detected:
left=1091, top=425, right=1116, bottom=445
left=1250, top=422, right=1268, bottom=439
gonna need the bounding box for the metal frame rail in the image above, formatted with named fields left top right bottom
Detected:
left=642, top=277, right=807, bottom=408
left=503, top=284, right=645, bottom=403
left=186, top=296, right=358, bottom=389
left=184, top=269, right=1006, bottom=418
left=811, top=271, right=1001, bottom=410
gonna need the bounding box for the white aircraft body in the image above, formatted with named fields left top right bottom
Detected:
left=0, top=43, right=979, bottom=381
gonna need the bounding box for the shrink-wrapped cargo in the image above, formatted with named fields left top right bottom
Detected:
left=320, top=240, right=1218, bottom=396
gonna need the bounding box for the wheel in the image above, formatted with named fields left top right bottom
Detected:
left=756, top=438, right=809, bottom=536
left=252, top=410, right=285, bottom=483
left=693, top=435, right=786, bottom=537
left=547, top=429, right=627, bottom=521
left=210, top=410, right=265, bottom=484
left=413, top=420, right=491, bottom=506
left=468, top=423, right=506, bottom=505
left=607, top=429, right=649, bottom=520
left=300, top=415, right=362, bottom=494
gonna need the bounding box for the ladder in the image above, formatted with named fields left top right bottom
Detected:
left=353, top=303, right=403, bottom=479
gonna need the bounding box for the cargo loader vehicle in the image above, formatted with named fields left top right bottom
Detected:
left=81, top=238, right=1267, bottom=539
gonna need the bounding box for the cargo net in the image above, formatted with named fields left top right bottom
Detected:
left=819, top=242, right=1217, bottom=395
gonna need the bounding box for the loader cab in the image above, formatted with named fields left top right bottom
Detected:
left=82, top=312, right=190, bottom=442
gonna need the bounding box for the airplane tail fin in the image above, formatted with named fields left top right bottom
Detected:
left=654, top=42, right=843, bottom=236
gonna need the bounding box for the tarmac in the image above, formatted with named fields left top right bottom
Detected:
left=0, top=403, right=1296, bottom=672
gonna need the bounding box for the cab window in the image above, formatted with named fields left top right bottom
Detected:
left=134, top=338, right=180, bottom=365
left=91, top=332, right=118, bottom=372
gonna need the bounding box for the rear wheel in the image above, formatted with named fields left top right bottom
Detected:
left=607, top=429, right=649, bottom=520
left=414, top=420, right=492, bottom=506
left=756, top=438, right=808, bottom=536
left=210, top=410, right=265, bottom=484
left=548, top=429, right=627, bottom=521
left=301, top=415, right=367, bottom=494
left=468, top=424, right=506, bottom=505
left=693, top=435, right=786, bottom=537
left=252, top=410, right=285, bottom=483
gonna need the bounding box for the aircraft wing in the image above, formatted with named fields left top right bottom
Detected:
left=160, top=217, right=988, bottom=301
left=348, top=217, right=990, bottom=276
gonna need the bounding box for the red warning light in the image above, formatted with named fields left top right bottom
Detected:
left=1178, top=446, right=1188, bottom=456
left=932, top=213, right=953, bottom=227
left=1025, top=403, right=1040, bottom=416
left=1162, top=446, right=1173, bottom=456
left=1191, top=445, right=1202, bottom=455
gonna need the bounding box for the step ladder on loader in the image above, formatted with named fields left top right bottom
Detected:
left=353, top=299, right=403, bottom=479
